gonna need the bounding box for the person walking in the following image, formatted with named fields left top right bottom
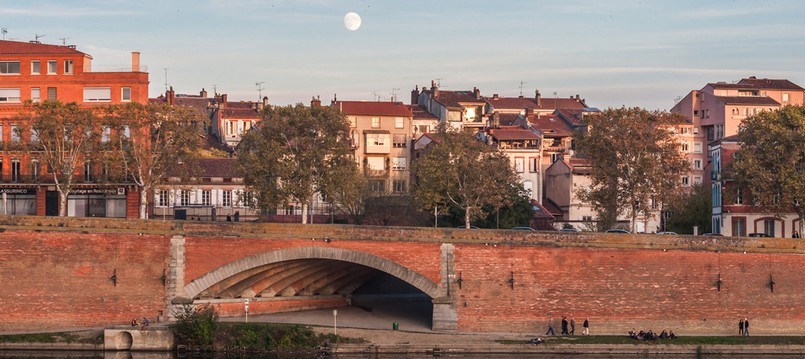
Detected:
left=743, top=317, right=749, bottom=336
left=546, top=318, right=555, bottom=336
left=583, top=318, right=589, bottom=335
left=561, top=316, right=569, bottom=335
left=738, top=318, right=744, bottom=336
left=570, top=317, right=576, bottom=335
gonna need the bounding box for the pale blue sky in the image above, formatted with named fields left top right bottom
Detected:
left=3, top=0, right=804, bottom=110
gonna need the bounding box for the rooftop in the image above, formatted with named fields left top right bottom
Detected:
left=334, top=101, right=413, bottom=117
left=717, top=96, right=781, bottom=106
left=0, top=39, right=88, bottom=57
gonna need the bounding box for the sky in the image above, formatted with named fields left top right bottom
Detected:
left=3, top=0, right=805, bottom=110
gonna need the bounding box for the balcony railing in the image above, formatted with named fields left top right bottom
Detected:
left=364, top=169, right=389, bottom=178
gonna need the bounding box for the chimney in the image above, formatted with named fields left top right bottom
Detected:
left=167, top=86, right=175, bottom=105
left=331, top=93, right=338, bottom=106
left=575, top=94, right=580, bottom=102
left=262, top=96, right=269, bottom=109
left=200, top=88, right=207, bottom=98
left=221, top=93, right=228, bottom=105
left=131, top=51, right=140, bottom=72
left=474, top=87, right=481, bottom=100
left=492, top=112, right=500, bottom=128
left=311, top=96, right=321, bottom=108
left=411, top=85, right=419, bottom=105
left=493, top=94, right=499, bottom=100
left=525, top=107, right=533, bottom=117
left=431, top=81, right=439, bottom=98
left=535, top=90, right=541, bottom=107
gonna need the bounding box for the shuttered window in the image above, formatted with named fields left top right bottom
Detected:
left=83, top=87, right=111, bottom=102
left=0, top=88, right=21, bottom=102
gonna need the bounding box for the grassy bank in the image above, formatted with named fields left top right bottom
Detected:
left=0, top=331, right=103, bottom=344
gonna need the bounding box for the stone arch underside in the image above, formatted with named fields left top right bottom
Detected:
left=184, top=247, right=444, bottom=301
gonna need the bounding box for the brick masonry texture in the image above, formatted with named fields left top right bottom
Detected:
left=0, top=216, right=802, bottom=334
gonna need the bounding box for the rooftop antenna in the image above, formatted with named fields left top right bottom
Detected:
left=519, top=81, right=527, bottom=96
left=255, top=81, right=265, bottom=101
left=58, top=37, right=68, bottom=45
left=34, top=34, right=45, bottom=42
left=434, top=78, right=442, bottom=87
left=390, top=88, right=400, bottom=102
left=553, top=91, right=558, bottom=99
left=163, top=68, right=168, bottom=92
left=213, top=84, right=218, bottom=95
left=372, top=91, right=379, bottom=101
left=1, top=28, right=7, bottom=40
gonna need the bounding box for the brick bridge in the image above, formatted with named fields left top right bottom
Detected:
left=0, top=216, right=803, bottom=334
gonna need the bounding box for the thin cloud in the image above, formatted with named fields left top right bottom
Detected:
left=0, top=7, right=140, bottom=17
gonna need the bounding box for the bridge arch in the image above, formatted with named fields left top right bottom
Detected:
left=183, top=246, right=445, bottom=300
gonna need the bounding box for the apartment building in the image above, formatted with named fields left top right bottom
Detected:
left=477, top=126, right=543, bottom=201
left=671, top=77, right=805, bottom=188
left=0, top=40, right=148, bottom=218
left=210, top=94, right=266, bottom=149
left=411, top=82, right=486, bottom=131
left=710, top=136, right=800, bottom=238
left=331, top=99, right=414, bottom=195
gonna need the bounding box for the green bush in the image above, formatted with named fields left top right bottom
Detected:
left=170, top=304, right=219, bottom=346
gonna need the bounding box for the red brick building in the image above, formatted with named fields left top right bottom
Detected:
left=0, top=40, right=149, bottom=218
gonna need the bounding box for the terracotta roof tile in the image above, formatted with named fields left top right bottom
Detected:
left=408, top=104, right=438, bottom=119
left=530, top=200, right=556, bottom=220
left=221, top=107, right=259, bottom=118
left=425, top=90, right=485, bottom=108
left=0, top=40, right=88, bottom=56
left=496, top=113, right=521, bottom=126
left=335, top=101, right=412, bottom=117
left=537, top=97, right=587, bottom=110
left=198, top=158, right=239, bottom=178
left=737, top=77, right=803, bottom=90
left=528, top=114, right=573, bottom=137
left=485, top=96, right=538, bottom=110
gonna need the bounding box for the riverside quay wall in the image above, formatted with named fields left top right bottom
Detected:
left=0, top=216, right=803, bottom=334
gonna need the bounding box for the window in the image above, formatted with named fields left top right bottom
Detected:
left=366, top=156, right=385, bottom=170
left=47, top=87, right=57, bottom=100
left=763, top=219, right=775, bottom=237
left=158, top=190, right=169, bottom=207
left=0, top=125, right=3, bottom=143
left=222, top=190, right=232, bottom=207
left=31, top=88, right=40, bottom=103
left=393, top=179, right=407, bottom=193
left=693, top=127, right=699, bottom=135
left=514, top=157, right=524, bottom=173
left=693, top=159, right=702, bottom=170
left=782, top=93, right=789, bottom=103
left=0, top=159, right=3, bottom=181
left=693, top=176, right=702, bottom=185
left=180, top=190, right=190, bottom=206
left=64, top=60, right=74, bottom=74
left=371, top=117, right=380, bottom=128
left=121, top=87, right=131, bottom=102
left=395, top=117, right=404, bottom=129
left=122, top=126, right=131, bottom=139
left=243, top=191, right=254, bottom=207
left=368, top=180, right=385, bottom=193
left=529, top=157, right=538, bottom=173
left=735, top=189, right=744, bottom=205
left=47, top=60, right=57, bottom=74
left=732, top=218, right=746, bottom=237
left=0, top=61, right=21, bottom=74
left=693, top=142, right=702, bottom=153
left=101, top=127, right=111, bottom=142
left=391, top=157, right=406, bottom=170
left=349, top=117, right=357, bottom=128
left=30, top=160, right=39, bottom=182
left=31, top=61, right=40, bottom=74
left=392, top=134, right=406, bottom=148
left=681, top=143, right=689, bottom=152
left=550, top=153, right=561, bottom=163
left=10, top=125, right=20, bottom=142
left=11, top=160, right=20, bottom=183
left=681, top=176, right=689, bottom=186
left=202, top=190, right=211, bottom=206
left=83, top=87, right=111, bottom=102
left=0, top=88, right=21, bottom=102
left=84, top=162, right=93, bottom=182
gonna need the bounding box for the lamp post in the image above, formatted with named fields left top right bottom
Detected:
left=333, top=309, right=338, bottom=336
left=244, top=298, right=249, bottom=323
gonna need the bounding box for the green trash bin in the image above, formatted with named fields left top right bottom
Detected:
left=392, top=322, right=399, bottom=330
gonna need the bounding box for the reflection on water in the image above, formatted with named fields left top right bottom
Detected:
left=0, top=351, right=803, bottom=359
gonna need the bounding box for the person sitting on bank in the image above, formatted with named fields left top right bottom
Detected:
left=131, top=318, right=138, bottom=327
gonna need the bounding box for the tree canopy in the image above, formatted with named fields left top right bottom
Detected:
left=237, top=104, right=358, bottom=224
left=103, top=102, right=203, bottom=219
left=728, top=105, right=805, bottom=235
left=412, top=125, right=525, bottom=228
left=22, top=101, right=100, bottom=216
left=575, top=107, right=689, bottom=232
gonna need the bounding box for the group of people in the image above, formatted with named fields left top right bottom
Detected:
left=628, top=328, right=676, bottom=341
left=545, top=316, right=589, bottom=336
left=130, top=317, right=151, bottom=330
left=738, top=318, right=750, bottom=336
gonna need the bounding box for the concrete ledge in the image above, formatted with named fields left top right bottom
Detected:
left=331, top=343, right=805, bottom=355
left=103, top=328, right=174, bottom=351
left=0, top=342, right=100, bottom=350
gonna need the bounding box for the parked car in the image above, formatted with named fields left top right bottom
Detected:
left=456, top=225, right=480, bottom=229
left=511, top=227, right=535, bottom=231
left=702, top=233, right=723, bottom=237
left=605, top=228, right=630, bottom=234
left=559, top=227, right=580, bottom=233
left=747, top=233, right=770, bottom=237
left=656, top=231, right=678, bottom=235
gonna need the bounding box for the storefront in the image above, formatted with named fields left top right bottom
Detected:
left=0, top=187, right=37, bottom=215
left=66, top=187, right=128, bottom=218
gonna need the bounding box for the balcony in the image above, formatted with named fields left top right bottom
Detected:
left=364, top=169, right=389, bottom=178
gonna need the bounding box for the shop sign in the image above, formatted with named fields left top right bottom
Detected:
left=0, top=188, right=36, bottom=195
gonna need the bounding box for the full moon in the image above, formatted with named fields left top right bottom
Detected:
left=344, top=12, right=361, bottom=31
